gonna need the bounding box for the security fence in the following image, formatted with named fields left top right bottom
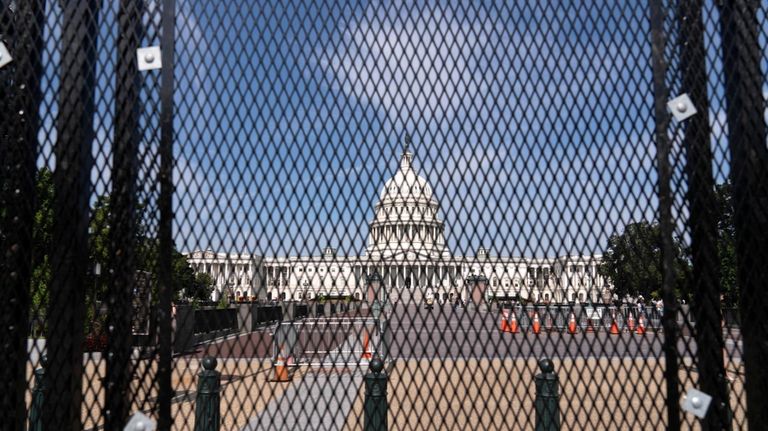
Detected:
left=1, top=0, right=767, bottom=430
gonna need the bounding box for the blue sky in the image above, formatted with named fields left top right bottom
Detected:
left=34, top=0, right=768, bottom=258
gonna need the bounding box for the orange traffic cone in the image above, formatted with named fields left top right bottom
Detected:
left=568, top=312, right=578, bottom=334
left=609, top=318, right=620, bottom=335
left=272, top=355, right=291, bottom=382
left=508, top=312, right=519, bottom=334
left=545, top=315, right=554, bottom=333
left=532, top=311, right=541, bottom=334
left=636, top=314, right=646, bottom=335
left=500, top=309, right=511, bottom=332
left=626, top=313, right=636, bottom=333
left=361, top=329, right=373, bottom=359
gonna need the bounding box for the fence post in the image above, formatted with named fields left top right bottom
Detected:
left=106, top=0, right=144, bottom=427
left=364, top=356, right=387, bottom=431
left=194, top=357, right=221, bottom=431
left=675, top=0, right=731, bottom=428
left=1, top=0, right=45, bottom=427
left=157, top=0, right=178, bottom=428
left=535, top=359, right=560, bottom=431
left=648, top=0, right=682, bottom=428
left=28, top=357, right=47, bottom=431
left=46, top=0, right=101, bottom=428
left=717, top=1, right=768, bottom=428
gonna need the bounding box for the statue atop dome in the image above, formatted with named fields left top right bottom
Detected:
left=404, top=133, right=412, bottom=154
left=400, top=133, right=414, bottom=171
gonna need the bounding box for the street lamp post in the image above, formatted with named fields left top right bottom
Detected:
left=366, top=272, right=388, bottom=359
left=367, top=272, right=383, bottom=316
left=465, top=274, right=489, bottom=309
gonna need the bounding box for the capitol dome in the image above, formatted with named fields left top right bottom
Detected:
left=366, top=135, right=447, bottom=258
left=378, top=152, right=439, bottom=207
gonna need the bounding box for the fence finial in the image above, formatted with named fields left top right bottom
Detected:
left=28, top=356, right=47, bottom=431
left=194, top=356, right=221, bottom=431
left=364, top=355, right=387, bottom=431
left=535, top=358, right=560, bottom=431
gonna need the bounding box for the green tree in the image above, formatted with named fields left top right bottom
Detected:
left=599, top=221, right=691, bottom=301
left=185, top=272, right=215, bottom=302
left=30, top=168, right=54, bottom=335
left=26, top=172, right=207, bottom=334
left=87, top=197, right=202, bottom=301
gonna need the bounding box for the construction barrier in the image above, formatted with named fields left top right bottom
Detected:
left=495, top=304, right=666, bottom=334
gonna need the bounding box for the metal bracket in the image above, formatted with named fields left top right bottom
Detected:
left=682, top=388, right=712, bottom=419
left=137, top=46, right=162, bottom=71
left=0, top=41, right=13, bottom=69
left=123, top=412, right=156, bottom=431
left=667, top=93, right=697, bottom=121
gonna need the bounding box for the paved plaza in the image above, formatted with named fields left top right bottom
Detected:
left=200, top=304, right=742, bottom=361
left=154, top=303, right=744, bottom=429
left=35, top=303, right=742, bottom=430
left=136, top=357, right=743, bottom=430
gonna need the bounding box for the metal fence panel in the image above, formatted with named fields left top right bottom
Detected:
left=2, top=0, right=767, bottom=429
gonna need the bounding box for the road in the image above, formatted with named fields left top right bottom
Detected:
left=196, top=303, right=742, bottom=362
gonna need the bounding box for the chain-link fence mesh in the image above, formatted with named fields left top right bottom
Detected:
left=2, top=0, right=767, bottom=430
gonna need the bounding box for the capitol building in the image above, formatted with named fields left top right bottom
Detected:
left=187, top=136, right=611, bottom=305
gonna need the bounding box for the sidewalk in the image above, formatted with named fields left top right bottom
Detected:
left=243, top=369, right=363, bottom=431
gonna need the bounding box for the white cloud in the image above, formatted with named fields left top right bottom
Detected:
left=318, top=3, right=638, bottom=139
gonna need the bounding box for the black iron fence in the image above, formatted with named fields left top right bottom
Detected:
left=2, top=0, right=767, bottom=429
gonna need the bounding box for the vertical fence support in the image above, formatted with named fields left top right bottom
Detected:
left=364, top=356, right=387, bottom=431
left=194, top=357, right=221, bottom=431
left=717, top=1, right=768, bottom=428
left=104, top=0, right=144, bottom=428
left=535, top=359, right=560, bottom=431
left=29, top=357, right=47, bottom=431
left=45, top=1, right=100, bottom=429
left=0, top=0, right=44, bottom=428
left=648, top=1, right=681, bottom=428
left=676, top=1, right=731, bottom=429
left=157, top=0, right=177, bottom=429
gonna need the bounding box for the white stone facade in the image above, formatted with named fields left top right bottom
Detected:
left=187, top=136, right=611, bottom=304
